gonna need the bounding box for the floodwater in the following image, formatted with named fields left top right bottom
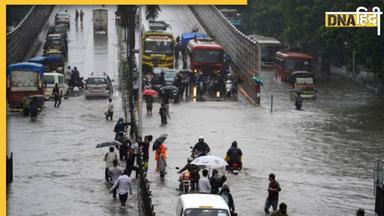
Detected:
left=6, top=5, right=384, bottom=216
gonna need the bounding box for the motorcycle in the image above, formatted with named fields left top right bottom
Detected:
left=226, top=161, right=242, bottom=175
left=178, top=170, right=192, bottom=194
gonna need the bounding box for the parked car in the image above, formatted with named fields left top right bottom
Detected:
left=42, top=72, right=68, bottom=100
left=55, top=11, right=70, bottom=28
left=49, top=24, right=68, bottom=41
left=151, top=67, right=178, bottom=86
left=84, top=72, right=113, bottom=99
left=44, top=34, right=67, bottom=55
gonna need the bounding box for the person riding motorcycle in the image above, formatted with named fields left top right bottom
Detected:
left=178, top=157, right=200, bottom=191
left=192, top=136, right=210, bottom=157
left=225, top=141, right=243, bottom=169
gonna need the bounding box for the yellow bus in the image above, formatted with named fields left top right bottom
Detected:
left=142, top=21, right=174, bottom=71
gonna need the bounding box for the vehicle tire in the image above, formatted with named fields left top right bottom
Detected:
left=184, top=184, right=189, bottom=194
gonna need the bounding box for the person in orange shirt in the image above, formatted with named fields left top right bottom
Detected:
left=155, top=143, right=167, bottom=177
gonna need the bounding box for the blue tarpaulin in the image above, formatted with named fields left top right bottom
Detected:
left=181, top=32, right=208, bottom=47
left=7, top=62, right=44, bottom=76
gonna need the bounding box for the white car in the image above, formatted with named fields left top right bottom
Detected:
left=84, top=73, right=113, bottom=99
left=55, top=11, right=70, bottom=27
left=176, top=194, right=231, bottom=216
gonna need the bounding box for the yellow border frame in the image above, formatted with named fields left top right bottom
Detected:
left=1, top=2, right=5, bottom=215
left=6, top=0, right=247, bottom=5
left=3, top=1, right=246, bottom=215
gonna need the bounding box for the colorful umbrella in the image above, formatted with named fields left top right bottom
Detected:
left=143, top=89, right=158, bottom=96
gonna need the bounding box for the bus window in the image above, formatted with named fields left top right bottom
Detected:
left=285, top=59, right=311, bottom=71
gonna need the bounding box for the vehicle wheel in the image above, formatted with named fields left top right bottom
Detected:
left=184, top=184, right=189, bottom=194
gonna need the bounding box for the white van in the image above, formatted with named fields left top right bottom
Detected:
left=43, top=72, right=68, bottom=100
left=176, top=194, right=231, bottom=216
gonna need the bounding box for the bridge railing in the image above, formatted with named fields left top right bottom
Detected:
left=190, top=6, right=261, bottom=104
left=6, top=6, right=54, bottom=65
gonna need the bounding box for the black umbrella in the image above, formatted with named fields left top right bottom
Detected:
left=96, top=140, right=122, bottom=148
left=152, top=134, right=168, bottom=151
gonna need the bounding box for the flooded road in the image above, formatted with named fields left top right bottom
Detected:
left=6, top=5, right=384, bottom=216
left=7, top=5, right=138, bottom=216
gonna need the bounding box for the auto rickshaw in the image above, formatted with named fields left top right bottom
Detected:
left=288, top=71, right=316, bottom=99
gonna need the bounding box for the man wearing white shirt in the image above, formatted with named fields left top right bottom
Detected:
left=108, top=159, right=123, bottom=199
left=104, top=147, right=118, bottom=182
left=110, top=169, right=133, bottom=206
left=105, top=98, right=114, bottom=121
left=198, top=169, right=211, bottom=193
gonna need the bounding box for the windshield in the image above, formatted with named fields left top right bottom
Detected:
left=48, top=40, right=62, bottom=46
left=43, top=76, right=55, bottom=85
left=184, top=209, right=229, bottom=216
left=261, top=44, right=281, bottom=61
left=192, top=50, right=223, bottom=63
left=162, top=70, right=177, bottom=79
left=285, top=59, right=312, bottom=71
left=144, top=41, right=173, bottom=54
left=10, top=71, right=38, bottom=91
left=87, top=77, right=107, bottom=85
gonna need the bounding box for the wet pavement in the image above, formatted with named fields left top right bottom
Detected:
left=6, top=5, right=384, bottom=216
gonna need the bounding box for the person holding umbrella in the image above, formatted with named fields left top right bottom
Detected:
left=143, top=88, right=157, bottom=115
left=153, top=134, right=168, bottom=177
left=159, top=103, right=170, bottom=125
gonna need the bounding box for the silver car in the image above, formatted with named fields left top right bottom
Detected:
left=84, top=73, right=113, bottom=99
left=55, top=12, right=70, bottom=27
